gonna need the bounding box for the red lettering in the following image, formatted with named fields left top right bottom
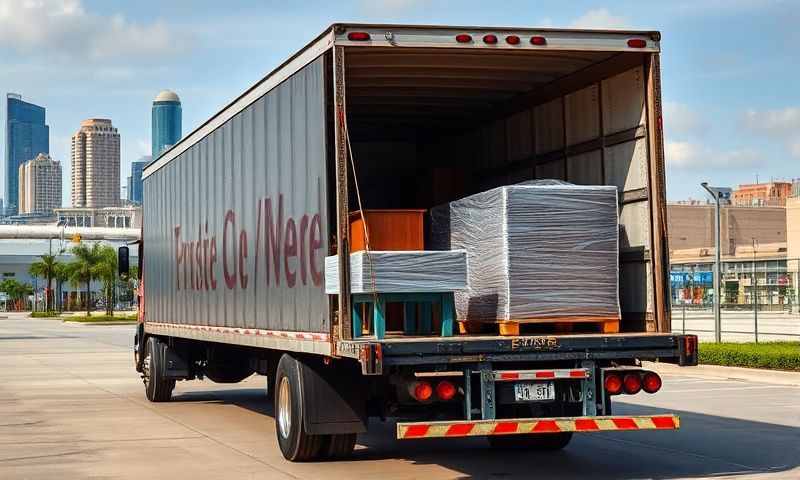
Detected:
left=284, top=218, right=297, bottom=287
left=203, top=222, right=210, bottom=290
left=299, top=214, right=309, bottom=286
left=265, top=195, right=283, bottom=285
left=196, top=225, right=203, bottom=290
left=174, top=226, right=182, bottom=290
left=254, top=198, right=262, bottom=289
left=239, top=230, right=248, bottom=289
left=223, top=210, right=237, bottom=289
left=189, top=240, right=195, bottom=290
left=210, top=236, right=218, bottom=289
left=309, top=214, right=323, bottom=286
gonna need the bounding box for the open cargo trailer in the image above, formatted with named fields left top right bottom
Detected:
left=134, top=24, right=698, bottom=461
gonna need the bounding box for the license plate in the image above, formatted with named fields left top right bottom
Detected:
left=513, top=382, right=555, bottom=402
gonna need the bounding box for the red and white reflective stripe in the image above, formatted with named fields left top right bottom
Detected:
left=494, top=369, right=588, bottom=381
left=397, top=415, right=679, bottom=439
left=145, top=322, right=328, bottom=342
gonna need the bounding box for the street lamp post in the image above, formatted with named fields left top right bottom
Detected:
left=752, top=238, right=759, bottom=344
left=701, top=182, right=727, bottom=343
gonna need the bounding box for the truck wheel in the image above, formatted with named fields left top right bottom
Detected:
left=488, top=432, right=573, bottom=451
left=319, top=433, right=357, bottom=459
left=143, top=336, right=175, bottom=402
left=274, top=354, right=324, bottom=461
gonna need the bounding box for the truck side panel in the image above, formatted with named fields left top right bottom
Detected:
left=143, top=56, right=329, bottom=334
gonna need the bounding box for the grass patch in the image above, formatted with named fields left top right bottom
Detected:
left=700, top=342, right=800, bottom=371
left=30, top=311, right=61, bottom=318
left=64, top=314, right=138, bottom=323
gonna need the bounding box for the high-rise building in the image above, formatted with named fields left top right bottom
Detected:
left=5, top=94, right=49, bottom=215
left=152, top=90, right=181, bottom=158
left=127, top=155, right=152, bottom=204
left=71, top=119, right=120, bottom=208
left=18, top=153, right=61, bottom=215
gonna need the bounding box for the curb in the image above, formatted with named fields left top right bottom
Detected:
left=642, top=361, right=800, bottom=387
left=63, top=320, right=137, bottom=326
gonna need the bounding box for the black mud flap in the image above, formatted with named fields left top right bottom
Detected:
left=299, top=356, right=368, bottom=435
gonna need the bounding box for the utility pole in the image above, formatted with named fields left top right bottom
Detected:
left=701, top=182, right=725, bottom=343
left=752, top=238, right=759, bottom=343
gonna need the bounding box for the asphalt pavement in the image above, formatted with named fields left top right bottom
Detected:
left=1, top=313, right=798, bottom=479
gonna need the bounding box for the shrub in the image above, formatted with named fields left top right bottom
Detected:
left=699, top=342, right=800, bottom=371
left=30, top=311, right=61, bottom=318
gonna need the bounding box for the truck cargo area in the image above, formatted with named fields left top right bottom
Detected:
left=341, top=44, right=665, bottom=335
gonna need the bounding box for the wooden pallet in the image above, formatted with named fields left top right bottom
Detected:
left=458, top=317, right=620, bottom=336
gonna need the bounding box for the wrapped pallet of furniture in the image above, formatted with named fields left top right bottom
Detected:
left=429, top=180, right=620, bottom=334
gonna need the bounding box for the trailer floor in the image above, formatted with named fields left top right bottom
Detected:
left=1, top=314, right=798, bottom=480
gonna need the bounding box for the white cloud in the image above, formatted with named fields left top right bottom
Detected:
left=664, top=101, right=707, bottom=136
left=666, top=141, right=764, bottom=170
left=742, top=107, right=800, bottom=158
left=360, top=0, right=427, bottom=14
left=569, top=8, right=629, bottom=29
left=0, top=0, right=189, bottom=63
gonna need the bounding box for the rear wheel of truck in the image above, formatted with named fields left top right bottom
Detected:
left=319, top=433, right=357, bottom=459
left=274, top=354, right=324, bottom=461
left=143, top=336, right=175, bottom=402
left=488, top=432, right=573, bottom=451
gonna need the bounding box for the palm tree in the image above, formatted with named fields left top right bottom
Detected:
left=69, top=243, right=105, bottom=316
left=53, top=262, right=71, bottom=312
left=0, top=279, right=33, bottom=311
left=29, top=254, right=60, bottom=312
left=94, top=245, right=117, bottom=316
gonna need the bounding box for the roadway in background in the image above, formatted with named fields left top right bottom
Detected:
left=1, top=314, right=798, bottom=479
left=671, top=307, right=800, bottom=342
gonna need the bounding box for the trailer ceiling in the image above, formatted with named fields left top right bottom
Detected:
left=345, top=47, right=627, bottom=132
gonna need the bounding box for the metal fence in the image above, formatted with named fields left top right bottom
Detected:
left=670, top=258, right=800, bottom=342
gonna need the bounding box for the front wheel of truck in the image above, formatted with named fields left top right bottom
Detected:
left=274, top=354, right=324, bottom=461
left=143, top=336, right=175, bottom=402
left=488, top=432, right=573, bottom=451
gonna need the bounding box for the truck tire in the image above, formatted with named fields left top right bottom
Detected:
left=143, top=336, right=175, bottom=402
left=319, top=433, right=357, bottom=459
left=488, top=432, right=573, bottom=451
left=274, top=354, right=324, bottom=461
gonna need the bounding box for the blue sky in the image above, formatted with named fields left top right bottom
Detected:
left=1, top=0, right=798, bottom=205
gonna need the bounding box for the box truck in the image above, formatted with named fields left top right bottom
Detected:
left=123, top=24, right=698, bottom=461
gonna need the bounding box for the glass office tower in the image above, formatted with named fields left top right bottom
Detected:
left=5, top=94, right=49, bottom=215
left=151, top=90, right=181, bottom=158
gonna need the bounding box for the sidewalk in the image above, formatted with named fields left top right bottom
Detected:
left=643, top=361, right=800, bottom=386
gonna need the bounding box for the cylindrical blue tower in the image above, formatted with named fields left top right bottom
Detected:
left=151, top=90, right=182, bottom=158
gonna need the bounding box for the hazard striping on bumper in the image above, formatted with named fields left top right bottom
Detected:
left=397, top=415, right=680, bottom=439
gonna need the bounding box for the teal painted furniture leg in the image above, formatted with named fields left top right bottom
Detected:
left=441, top=293, right=454, bottom=337
left=404, top=302, right=416, bottom=334
left=420, top=302, right=432, bottom=335
left=374, top=296, right=386, bottom=339
left=352, top=302, right=363, bottom=339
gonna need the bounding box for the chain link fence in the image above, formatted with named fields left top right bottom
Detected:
left=670, top=258, right=800, bottom=342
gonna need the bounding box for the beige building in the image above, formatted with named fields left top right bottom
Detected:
left=18, top=153, right=62, bottom=215
left=54, top=205, right=142, bottom=229
left=71, top=119, right=120, bottom=208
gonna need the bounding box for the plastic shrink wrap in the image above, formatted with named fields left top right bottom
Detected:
left=429, top=181, right=620, bottom=323
left=325, top=250, right=468, bottom=294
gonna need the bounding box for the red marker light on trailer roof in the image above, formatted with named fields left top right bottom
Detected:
left=505, top=35, right=521, bottom=45
left=483, top=34, right=498, bottom=44
left=530, top=36, right=547, bottom=46
left=627, top=38, right=647, bottom=48
left=347, top=31, right=371, bottom=41
left=455, top=34, right=472, bottom=43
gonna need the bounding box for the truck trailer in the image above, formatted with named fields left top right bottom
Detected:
left=125, top=23, right=698, bottom=461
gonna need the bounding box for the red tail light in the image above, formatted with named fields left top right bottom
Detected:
left=483, top=34, right=498, bottom=44
left=505, top=35, right=520, bottom=45
left=411, top=381, right=433, bottom=401
left=456, top=34, right=472, bottom=43
left=436, top=380, right=457, bottom=401
left=530, top=36, right=547, bottom=46
left=642, top=372, right=662, bottom=394
left=627, top=39, right=647, bottom=48
left=623, top=373, right=642, bottom=395
left=604, top=373, right=623, bottom=395
left=347, top=32, right=371, bottom=41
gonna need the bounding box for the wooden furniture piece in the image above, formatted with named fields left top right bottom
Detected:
left=349, top=210, right=425, bottom=252
left=352, top=292, right=455, bottom=339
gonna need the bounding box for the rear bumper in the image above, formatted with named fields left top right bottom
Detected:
left=397, top=414, right=680, bottom=439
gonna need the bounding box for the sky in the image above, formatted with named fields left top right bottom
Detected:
left=1, top=0, right=799, bottom=205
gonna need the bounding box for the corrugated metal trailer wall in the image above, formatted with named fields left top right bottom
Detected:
left=143, top=56, right=329, bottom=334
left=423, top=64, right=660, bottom=332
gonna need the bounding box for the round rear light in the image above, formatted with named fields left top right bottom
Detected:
left=642, top=372, right=662, bottom=393
left=505, top=35, right=520, bottom=45
left=436, top=380, right=457, bottom=401
left=412, top=381, right=433, bottom=401
left=604, top=373, right=623, bottom=395
left=347, top=32, right=371, bottom=41
left=623, top=373, right=642, bottom=395
left=530, top=36, right=547, bottom=46
left=455, top=34, right=472, bottom=43
left=483, top=34, right=498, bottom=45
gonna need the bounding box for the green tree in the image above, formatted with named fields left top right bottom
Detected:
left=94, top=245, right=118, bottom=316
left=69, top=243, right=105, bottom=317
left=0, top=278, right=33, bottom=311
left=29, top=254, right=60, bottom=312
left=53, top=262, right=71, bottom=311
